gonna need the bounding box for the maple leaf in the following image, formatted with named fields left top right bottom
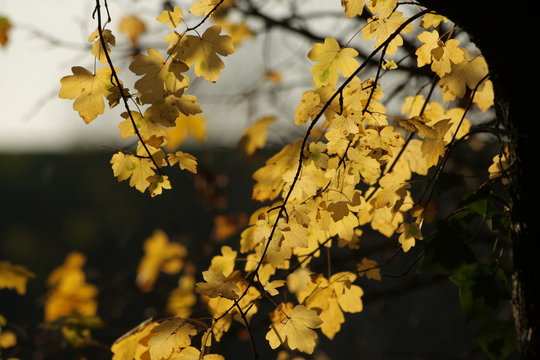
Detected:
left=367, top=0, right=398, bottom=18
left=110, top=151, right=156, bottom=193
left=196, top=270, right=240, bottom=299
left=420, top=13, right=448, bottom=28
left=214, top=18, right=255, bottom=46
left=357, top=258, right=381, bottom=280
left=173, top=25, right=235, bottom=82
left=266, top=303, right=322, bottom=354
left=59, top=66, right=114, bottom=123
left=111, top=319, right=158, bottom=360
left=118, top=111, right=167, bottom=143
left=136, top=229, right=187, bottom=291
left=88, top=29, right=116, bottom=64
left=44, top=252, right=98, bottom=322
left=341, top=0, right=365, bottom=18
left=416, top=30, right=465, bottom=77
left=361, top=12, right=413, bottom=56
left=209, top=245, right=237, bottom=276
left=0, top=261, right=34, bottom=295
left=397, top=222, right=423, bottom=252
left=190, top=0, right=221, bottom=16
left=421, top=119, right=452, bottom=167
left=119, top=15, right=147, bottom=47
left=129, top=48, right=188, bottom=104
left=439, top=50, right=491, bottom=102
left=168, top=151, right=198, bottom=173
left=170, top=346, right=225, bottom=360
left=167, top=275, right=197, bottom=318
left=237, top=116, right=277, bottom=155
left=167, top=113, right=207, bottom=150
left=148, top=318, right=197, bottom=360
left=308, top=37, right=359, bottom=87
left=156, top=6, right=183, bottom=28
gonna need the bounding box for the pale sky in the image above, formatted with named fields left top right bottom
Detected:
left=0, top=0, right=326, bottom=152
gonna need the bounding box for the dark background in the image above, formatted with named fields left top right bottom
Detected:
left=0, top=143, right=507, bottom=360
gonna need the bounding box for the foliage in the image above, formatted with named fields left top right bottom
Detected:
left=1, top=0, right=516, bottom=359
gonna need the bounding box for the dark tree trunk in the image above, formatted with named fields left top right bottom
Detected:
left=417, top=2, right=540, bottom=358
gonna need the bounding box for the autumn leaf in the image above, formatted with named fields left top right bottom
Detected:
left=156, top=6, right=183, bottom=28
left=148, top=318, right=197, bottom=360
left=119, top=15, right=146, bottom=46
left=196, top=270, right=240, bottom=299
left=266, top=303, right=322, bottom=354
left=168, top=151, right=198, bottom=173
left=129, top=48, right=188, bottom=105
left=357, top=258, right=381, bottom=280
left=59, top=66, right=114, bottom=123
left=167, top=114, right=207, bottom=150
left=361, top=12, right=414, bottom=56
left=0, top=261, right=34, bottom=295
left=111, top=319, right=157, bottom=360
left=0, top=16, right=12, bottom=46
left=341, top=0, right=365, bottom=18
left=44, top=252, right=98, bottom=322
left=0, top=330, right=16, bottom=349
left=416, top=30, right=465, bottom=77
left=308, top=38, right=359, bottom=88
left=238, top=116, right=277, bottom=155
left=173, top=25, right=235, bottom=82
left=88, top=29, right=116, bottom=64
left=136, top=229, right=187, bottom=292
left=110, top=151, right=156, bottom=193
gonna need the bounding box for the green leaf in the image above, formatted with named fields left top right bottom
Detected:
left=449, top=264, right=509, bottom=322
left=461, top=184, right=497, bottom=219
left=419, top=219, right=476, bottom=275
left=475, top=319, right=516, bottom=360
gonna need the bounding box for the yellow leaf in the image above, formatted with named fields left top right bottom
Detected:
left=439, top=51, right=492, bottom=108
left=238, top=116, right=277, bottom=155
left=196, top=270, right=240, bottom=299
left=341, top=0, right=365, bottom=18
left=361, top=12, right=413, bottom=56
left=118, top=111, right=167, bottom=142
left=167, top=113, right=207, bottom=150
left=111, top=319, right=158, bottom=360
left=88, top=29, right=116, bottom=64
left=137, top=229, right=187, bottom=291
left=308, top=38, right=359, bottom=88
left=173, top=25, right=235, bottom=82
left=357, top=258, right=381, bottom=280
left=367, top=0, right=397, bottom=18
left=397, top=222, right=423, bottom=252
left=215, top=19, right=254, bottom=46
left=59, top=66, right=114, bottom=123
left=44, top=252, right=98, bottom=322
left=420, top=13, right=448, bottom=28
left=156, top=6, right=183, bottom=28
left=0, top=261, right=34, bottom=295
left=209, top=246, right=237, bottom=276
left=416, top=31, right=465, bottom=77
left=0, top=330, right=16, bottom=348
left=189, top=0, right=221, bottom=16
left=147, top=174, right=172, bottom=197
left=421, top=119, right=452, bottom=167
left=266, top=303, right=322, bottom=354
left=168, top=151, right=198, bottom=173
left=110, top=151, right=155, bottom=193
left=167, top=275, right=196, bottom=318
left=129, top=48, right=188, bottom=105
left=119, top=15, right=147, bottom=47
left=148, top=318, right=197, bottom=360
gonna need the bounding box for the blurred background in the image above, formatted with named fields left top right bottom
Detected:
left=1, top=1, right=508, bottom=359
